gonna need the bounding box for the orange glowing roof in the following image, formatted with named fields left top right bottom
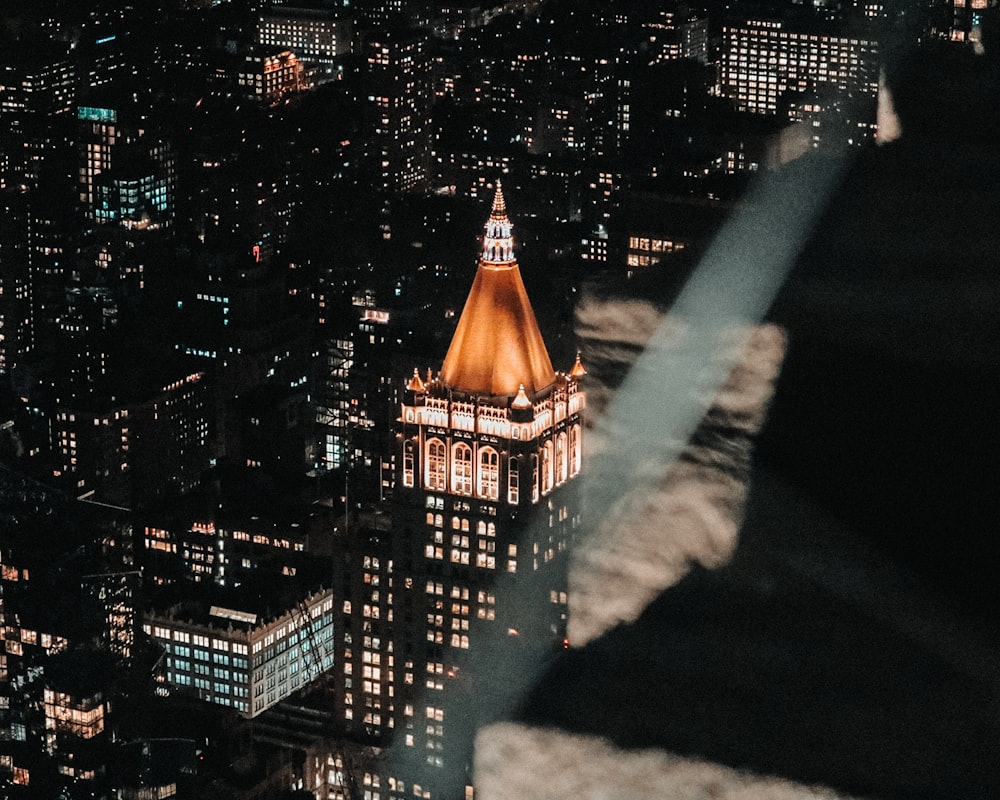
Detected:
left=406, top=368, right=426, bottom=392
left=439, top=182, right=556, bottom=397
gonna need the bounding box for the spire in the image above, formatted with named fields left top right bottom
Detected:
left=439, top=181, right=556, bottom=396
left=482, top=180, right=514, bottom=264
left=570, top=352, right=587, bottom=378
left=490, top=180, right=507, bottom=219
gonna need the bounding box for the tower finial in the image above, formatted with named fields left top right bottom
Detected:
left=407, top=368, right=426, bottom=392
left=483, top=178, right=514, bottom=263
left=511, top=383, right=532, bottom=409
left=490, top=179, right=507, bottom=220
left=439, top=174, right=557, bottom=396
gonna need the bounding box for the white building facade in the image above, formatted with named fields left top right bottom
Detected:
left=146, top=588, right=335, bottom=718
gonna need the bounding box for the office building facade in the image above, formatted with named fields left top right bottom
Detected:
left=258, top=6, right=354, bottom=68
left=366, top=30, right=433, bottom=194
left=721, top=17, right=879, bottom=118
left=146, top=588, right=335, bottom=718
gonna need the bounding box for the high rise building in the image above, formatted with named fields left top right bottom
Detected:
left=0, top=193, right=33, bottom=373
left=336, top=183, right=586, bottom=797
left=317, top=334, right=354, bottom=471
left=0, top=473, right=135, bottom=800
left=0, top=42, right=76, bottom=191
left=165, top=255, right=315, bottom=476
left=0, top=43, right=79, bottom=363
left=357, top=0, right=429, bottom=29
left=721, top=17, right=879, bottom=118
left=25, top=187, right=78, bottom=354
left=950, top=0, right=991, bottom=43
left=365, top=29, right=433, bottom=194
left=77, top=101, right=176, bottom=229
left=50, top=366, right=212, bottom=505
left=315, top=295, right=394, bottom=498
left=644, top=9, right=709, bottom=65
left=258, top=4, right=354, bottom=81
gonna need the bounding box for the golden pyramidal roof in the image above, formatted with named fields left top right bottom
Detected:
left=439, top=181, right=556, bottom=397
left=406, top=368, right=426, bottom=392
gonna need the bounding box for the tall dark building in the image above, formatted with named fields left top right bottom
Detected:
left=316, top=294, right=400, bottom=500
left=0, top=193, right=33, bottom=373
left=949, top=0, right=990, bottom=44
left=0, top=42, right=76, bottom=192
left=0, top=472, right=136, bottom=800
left=365, top=28, right=433, bottom=194
left=77, top=101, right=175, bottom=229
left=0, top=42, right=79, bottom=364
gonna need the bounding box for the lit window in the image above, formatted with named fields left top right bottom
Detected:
left=478, top=447, right=499, bottom=500
left=451, top=443, right=472, bottom=495
left=541, top=441, right=554, bottom=495
left=556, top=432, right=568, bottom=484
left=425, top=439, right=446, bottom=490
left=403, top=440, right=415, bottom=488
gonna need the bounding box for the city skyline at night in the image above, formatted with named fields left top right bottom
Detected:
left=2, top=1, right=999, bottom=799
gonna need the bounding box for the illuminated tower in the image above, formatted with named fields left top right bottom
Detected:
left=389, top=182, right=586, bottom=795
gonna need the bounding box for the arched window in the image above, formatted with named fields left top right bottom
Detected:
left=541, top=440, right=554, bottom=495
left=570, top=424, right=582, bottom=476
left=507, top=457, right=519, bottom=505
left=425, top=512, right=434, bottom=526
left=403, top=440, right=415, bottom=488
left=477, top=521, right=486, bottom=536
left=478, top=447, right=499, bottom=500
left=530, top=454, right=540, bottom=502
left=556, top=432, right=568, bottom=485
left=426, top=439, right=445, bottom=491
left=452, top=443, right=473, bottom=495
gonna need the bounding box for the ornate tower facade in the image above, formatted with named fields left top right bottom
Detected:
left=389, top=182, right=586, bottom=795
left=400, top=183, right=585, bottom=517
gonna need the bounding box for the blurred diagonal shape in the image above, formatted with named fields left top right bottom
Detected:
left=570, top=154, right=849, bottom=645
left=476, top=723, right=863, bottom=800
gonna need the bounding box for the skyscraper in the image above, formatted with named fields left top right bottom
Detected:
left=365, top=28, right=433, bottom=194
left=0, top=42, right=76, bottom=192
left=721, top=16, right=879, bottom=118
left=337, top=182, right=585, bottom=796
left=77, top=101, right=175, bottom=229
left=0, top=473, right=134, bottom=800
